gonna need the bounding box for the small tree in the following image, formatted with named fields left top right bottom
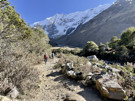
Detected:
left=82, top=41, right=99, bottom=55
left=109, top=36, right=120, bottom=49
left=116, top=45, right=129, bottom=59
left=120, top=27, right=135, bottom=46
left=99, top=43, right=106, bottom=55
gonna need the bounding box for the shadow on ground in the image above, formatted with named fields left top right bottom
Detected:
left=46, top=71, right=61, bottom=77
left=46, top=71, right=104, bottom=101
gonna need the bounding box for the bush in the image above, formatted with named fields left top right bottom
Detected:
left=0, top=2, right=51, bottom=98
left=82, top=41, right=99, bottom=56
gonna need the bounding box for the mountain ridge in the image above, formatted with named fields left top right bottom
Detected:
left=54, top=0, right=135, bottom=47
left=33, top=4, right=111, bottom=39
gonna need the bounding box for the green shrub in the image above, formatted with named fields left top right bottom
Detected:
left=82, top=41, right=99, bottom=56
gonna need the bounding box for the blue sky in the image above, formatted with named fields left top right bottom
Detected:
left=9, top=0, right=116, bottom=24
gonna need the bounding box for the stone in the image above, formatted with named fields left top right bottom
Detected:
left=86, top=61, right=92, bottom=67
left=9, top=86, right=19, bottom=99
left=64, top=93, right=86, bottom=101
left=0, top=95, right=19, bottom=101
left=89, top=55, right=98, bottom=61
left=101, top=66, right=106, bottom=69
left=61, top=63, right=74, bottom=74
left=67, top=63, right=74, bottom=70
left=93, top=65, right=98, bottom=68
left=91, top=74, right=102, bottom=83
left=101, top=64, right=110, bottom=69
left=94, top=62, right=101, bottom=67
left=66, top=70, right=76, bottom=79
left=0, top=96, right=11, bottom=101
left=128, top=98, right=134, bottom=101
left=111, top=67, right=121, bottom=73
left=132, top=76, right=135, bottom=80
left=107, top=68, right=113, bottom=73
left=85, top=73, right=94, bottom=85
left=96, top=74, right=126, bottom=100
left=85, top=73, right=103, bottom=85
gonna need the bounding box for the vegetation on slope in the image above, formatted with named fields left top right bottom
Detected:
left=0, top=0, right=51, bottom=98
left=81, top=27, right=135, bottom=63
left=53, top=27, right=135, bottom=100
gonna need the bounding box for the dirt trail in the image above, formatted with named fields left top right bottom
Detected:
left=29, top=58, right=103, bottom=101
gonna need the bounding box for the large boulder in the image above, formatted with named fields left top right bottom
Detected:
left=96, top=74, right=126, bottom=100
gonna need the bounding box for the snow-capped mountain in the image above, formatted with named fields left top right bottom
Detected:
left=33, top=4, right=111, bottom=39
left=54, top=0, right=135, bottom=47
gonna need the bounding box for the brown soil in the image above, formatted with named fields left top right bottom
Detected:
left=26, top=58, right=103, bottom=101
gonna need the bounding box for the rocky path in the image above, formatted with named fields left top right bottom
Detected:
left=30, top=58, right=103, bottom=101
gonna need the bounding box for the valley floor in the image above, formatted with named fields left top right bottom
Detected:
left=26, top=58, right=103, bottom=101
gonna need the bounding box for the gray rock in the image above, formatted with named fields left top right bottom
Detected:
left=9, top=86, right=19, bottom=99
left=94, top=63, right=101, bottom=67
left=66, top=70, right=76, bottom=79
left=85, top=73, right=94, bottom=85
left=67, top=63, right=74, bottom=70
left=93, top=65, right=98, bottom=68
left=107, top=68, right=113, bottom=73
left=89, top=55, right=98, bottom=61
left=132, top=76, right=135, bottom=80
left=91, top=74, right=102, bottom=83
left=86, top=61, right=92, bottom=67
left=96, top=74, right=126, bottom=100
left=128, top=98, right=134, bottom=101
left=111, top=67, right=121, bottom=73
left=0, top=95, right=19, bottom=101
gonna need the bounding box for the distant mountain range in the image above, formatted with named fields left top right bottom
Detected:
left=33, top=4, right=111, bottom=39
left=34, top=0, right=135, bottom=48
left=54, top=0, right=135, bottom=47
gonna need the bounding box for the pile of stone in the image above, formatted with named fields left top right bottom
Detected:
left=61, top=63, right=84, bottom=80
left=60, top=55, right=127, bottom=100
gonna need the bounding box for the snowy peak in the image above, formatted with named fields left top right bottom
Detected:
left=33, top=4, right=111, bottom=39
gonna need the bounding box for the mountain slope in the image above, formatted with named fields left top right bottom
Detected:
left=33, top=4, right=111, bottom=39
left=55, top=0, right=135, bottom=47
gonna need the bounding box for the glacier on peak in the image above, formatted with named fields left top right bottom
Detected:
left=33, top=4, right=111, bottom=39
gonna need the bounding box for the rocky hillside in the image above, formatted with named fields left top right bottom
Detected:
left=33, top=4, right=111, bottom=39
left=55, top=0, right=135, bottom=47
